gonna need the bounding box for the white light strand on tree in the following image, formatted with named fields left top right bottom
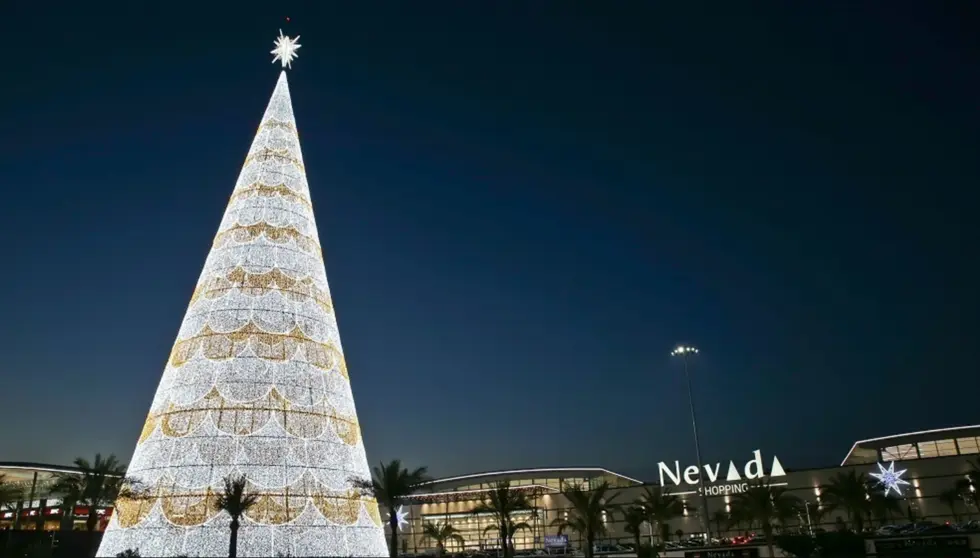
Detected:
left=96, top=33, right=387, bottom=558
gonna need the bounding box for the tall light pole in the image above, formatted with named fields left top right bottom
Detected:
left=671, top=345, right=712, bottom=544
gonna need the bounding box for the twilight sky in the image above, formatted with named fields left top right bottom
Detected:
left=0, top=2, right=977, bottom=482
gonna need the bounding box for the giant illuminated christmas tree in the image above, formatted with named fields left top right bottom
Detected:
left=97, top=32, right=389, bottom=557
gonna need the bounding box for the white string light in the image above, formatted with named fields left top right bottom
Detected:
left=97, top=48, right=386, bottom=557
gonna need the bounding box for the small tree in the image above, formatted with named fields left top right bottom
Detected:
left=553, top=482, right=619, bottom=558
left=471, top=481, right=533, bottom=558
left=820, top=470, right=870, bottom=532
left=0, top=475, right=23, bottom=514
left=51, top=454, right=129, bottom=532
left=420, top=522, right=465, bottom=557
left=638, top=485, right=683, bottom=545
left=956, top=478, right=978, bottom=515
left=622, top=505, right=648, bottom=552
left=352, top=460, right=430, bottom=558
left=49, top=453, right=131, bottom=555
left=216, top=475, right=260, bottom=558
left=940, top=487, right=964, bottom=522
left=710, top=510, right=728, bottom=538
left=730, top=480, right=800, bottom=558
left=867, top=489, right=901, bottom=528
left=967, top=458, right=980, bottom=500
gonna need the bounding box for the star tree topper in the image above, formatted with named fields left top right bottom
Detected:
left=870, top=461, right=911, bottom=496
left=271, top=30, right=301, bottom=69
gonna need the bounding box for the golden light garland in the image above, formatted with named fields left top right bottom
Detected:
left=212, top=222, right=322, bottom=258
left=115, top=487, right=378, bottom=528
left=188, top=267, right=333, bottom=314
left=243, top=147, right=305, bottom=171
left=259, top=119, right=297, bottom=133
left=168, top=322, right=348, bottom=380
left=229, top=182, right=312, bottom=208
left=138, top=387, right=360, bottom=444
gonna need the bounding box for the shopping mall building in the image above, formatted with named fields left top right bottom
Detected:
left=386, top=425, right=980, bottom=554
left=3, top=424, right=980, bottom=553
left=0, top=462, right=112, bottom=531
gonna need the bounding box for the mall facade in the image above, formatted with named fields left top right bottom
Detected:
left=391, top=425, right=980, bottom=554
left=0, top=462, right=112, bottom=531
left=3, top=424, right=980, bottom=552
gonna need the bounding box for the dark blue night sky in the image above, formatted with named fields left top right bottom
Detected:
left=0, top=2, right=977, bottom=481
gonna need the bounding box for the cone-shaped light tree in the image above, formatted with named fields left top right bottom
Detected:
left=97, top=31, right=388, bottom=557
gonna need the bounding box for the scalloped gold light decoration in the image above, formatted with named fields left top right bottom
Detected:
left=114, top=493, right=156, bottom=528
left=137, top=413, right=159, bottom=444
left=213, top=222, right=321, bottom=257
left=188, top=267, right=332, bottom=313
left=312, top=490, right=362, bottom=525
left=168, top=322, right=347, bottom=379
left=243, top=147, right=305, bottom=171
left=365, top=497, right=383, bottom=527
left=147, top=387, right=360, bottom=443
left=162, top=488, right=221, bottom=527
left=259, top=119, right=296, bottom=133
left=229, top=182, right=311, bottom=208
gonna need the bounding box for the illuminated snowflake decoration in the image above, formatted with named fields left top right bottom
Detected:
left=870, top=461, right=911, bottom=496
left=271, top=29, right=301, bottom=69
left=388, top=505, right=409, bottom=531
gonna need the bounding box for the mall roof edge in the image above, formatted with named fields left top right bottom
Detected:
left=419, top=467, right=643, bottom=486
left=0, top=462, right=90, bottom=475
left=840, top=424, right=980, bottom=466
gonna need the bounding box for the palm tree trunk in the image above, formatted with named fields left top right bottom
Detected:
left=60, top=499, right=76, bottom=531
left=763, top=523, right=774, bottom=558
left=229, top=518, right=240, bottom=558
left=86, top=503, right=99, bottom=532
left=633, top=533, right=641, bottom=554
left=585, top=532, right=595, bottom=558
left=500, top=523, right=510, bottom=558
left=388, top=510, right=399, bottom=558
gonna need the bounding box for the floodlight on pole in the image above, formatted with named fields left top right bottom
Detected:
left=672, top=344, right=711, bottom=543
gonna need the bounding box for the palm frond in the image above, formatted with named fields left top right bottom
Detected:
left=353, top=460, right=429, bottom=509
left=216, top=475, right=259, bottom=520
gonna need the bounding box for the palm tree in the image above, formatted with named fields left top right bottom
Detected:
left=50, top=454, right=129, bottom=532
left=622, top=505, right=648, bottom=553
left=0, top=475, right=23, bottom=511
left=728, top=504, right=750, bottom=535
left=940, top=487, right=964, bottom=522
left=729, top=480, right=800, bottom=558
left=967, top=458, right=980, bottom=489
left=216, top=474, right=259, bottom=558
left=710, top=510, right=728, bottom=538
left=420, top=522, right=465, bottom=557
left=820, top=470, right=870, bottom=532
left=352, top=460, right=430, bottom=558
left=637, top=485, right=684, bottom=545
left=867, top=491, right=901, bottom=528
left=482, top=521, right=534, bottom=554
left=956, top=478, right=977, bottom=516
left=801, top=500, right=824, bottom=533
left=963, top=458, right=980, bottom=515
left=470, top=481, right=533, bottom=558
left=550, top=515, right=586, bottom=551
left=553, top=482, right=619, bottom=558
